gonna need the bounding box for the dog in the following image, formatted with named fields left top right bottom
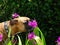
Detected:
left=0, top=16, right=30, bottom=45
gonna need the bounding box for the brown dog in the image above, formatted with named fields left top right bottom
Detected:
left=0, top=17, right=30, bottom=45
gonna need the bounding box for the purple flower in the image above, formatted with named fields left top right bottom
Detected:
left=56, top=36, right=60, bottom=45
left=56, top=36, right=60, bottom=42
left=0, top=34, right=3, bottom=41
left=28, top=20, right=37, bottom=28
left=58, top=43, right=60, bottom=45
left=28, top=32, right=36, bottom=40
left=12, top=13, right=19, bottom=18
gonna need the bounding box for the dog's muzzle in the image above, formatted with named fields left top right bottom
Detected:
left=24, top=20, right=34, bottom=33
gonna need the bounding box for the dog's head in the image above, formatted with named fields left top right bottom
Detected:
left=10, top=17, right=32, bottom=35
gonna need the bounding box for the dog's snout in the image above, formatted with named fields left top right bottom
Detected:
left=24, top=20, right=29, bottom=24
left=24, top=20, right=34, bottom=33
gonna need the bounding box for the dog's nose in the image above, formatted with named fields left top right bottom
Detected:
left=24, top=20, right=28, bottom=24
left=24, top=19, right=34, bottom=33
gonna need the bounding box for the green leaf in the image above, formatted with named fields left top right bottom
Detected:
left=26, top=40, right=29, bottom=45
left=34, top=36, right=43, bottom=45
left=25, top=34, right=28, bottom=45
left=28, top=40, right=33, bottom=45
left=7, top=41, right=12, bottom=45
left=36, top=27, right=46, bottom=45
left=8, top=27, right=11, bottom=37
left=34, top=27, right=40, bottom=36
left=17, top=35, right=22, bottom=45
left=5, top=36, right=14, bottom=45
left=5, top=27, right=13, bottom=45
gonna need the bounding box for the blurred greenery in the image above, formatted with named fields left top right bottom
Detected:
left=0, top=0, right=60, bottom=45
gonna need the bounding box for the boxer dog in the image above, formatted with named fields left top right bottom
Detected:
left=0, top=17, right=30, bottom=45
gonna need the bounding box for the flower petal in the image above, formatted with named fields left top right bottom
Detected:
left=28, top=32, right=36, bottom=40
left=28, top=20, right=37, bottom=28
left=0, top=34, right=3, bottom=41
left=12, top=13, right=19, bottom=18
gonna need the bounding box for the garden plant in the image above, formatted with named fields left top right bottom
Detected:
left=0, top=0, right=60, bottom=45
left=0, top=13, right=46, bottom=45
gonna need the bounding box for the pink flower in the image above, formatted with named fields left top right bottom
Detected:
left=28, top=32, right=36, bottom=40
left=0, top=34, right=3, bottom=41
left=56, top=36, right=60, bottom=42
left=12, top=13, right=19, bottom=19
left=28, top=20, right=37, bottom=28
left=56, top=36, right=60, bottom=45
left=57, top=42, right=60, bottom=45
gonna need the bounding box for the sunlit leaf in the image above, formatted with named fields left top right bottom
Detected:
left=7, top=41, right=12, bottom=45
left=26, top=40, right=29, bottom=45
left=17, top=35, right=22, bottom=45
left=36, top=27, right=46, bottom=45
left=34, top=27, right=40, bottom=36
left=8, top=28, right=11, bottom=37
left=34, top=36, right=43, bottom=45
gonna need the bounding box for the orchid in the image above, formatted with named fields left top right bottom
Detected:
left=27, top=32, right=44, bottom=45
left=56, top=36, right=60, bottom=45
left=25, top=19, right=46, bottom=45
left=0, top=34, right=3, bottom=41
left=28, top=32, right=36, bottom=40
left=12, top=13, right=19, bottom=19
left=28, top=20, right=37, bottom=28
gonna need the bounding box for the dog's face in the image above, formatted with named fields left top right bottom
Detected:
left=10, top=17, right=30, bottom=35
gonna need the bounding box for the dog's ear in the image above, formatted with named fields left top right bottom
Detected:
left=10, top=20, right=18, bottom=25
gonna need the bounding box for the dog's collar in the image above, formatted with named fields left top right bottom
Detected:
left=4, top=21, right=21, bottom=35
left=4, top=21, right=9, bottom=34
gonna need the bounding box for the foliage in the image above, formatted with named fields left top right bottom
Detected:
left=0, top=0, right=60, bottom=45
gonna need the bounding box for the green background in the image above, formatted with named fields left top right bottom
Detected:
left=0, top=0, right=60, bottom=45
